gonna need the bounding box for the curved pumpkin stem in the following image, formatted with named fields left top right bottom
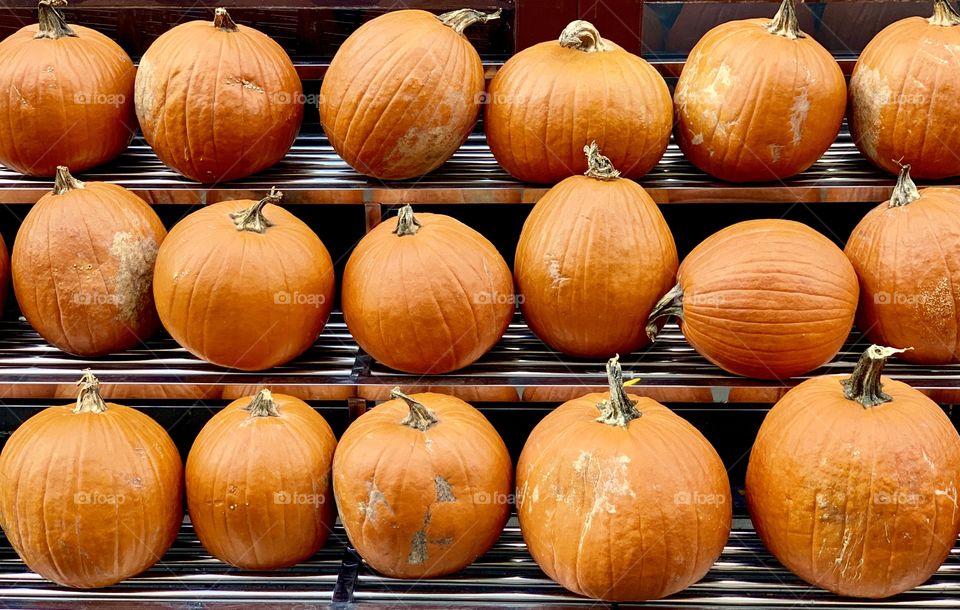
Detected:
left=646, top=283, right=684, bottom=341
left=438, top=8, right=501, bottom=35
left=230, top=187, right=281, bottom=233
left=559, top=20, right=609, bottom=53
left=930, top=0, right=960, bottom=26
left=889, top=163, right=920, bottom=208
left=246, top=389, right=280, bottom=417
left=36, top=0, right=76, bottom=39
left=213, top=7, right=240, bottom=32
left=73, top=369, right=107, bottom=414
left=596, top=355, right=641, bottom=426
left=53, top=166, right=84, bottom=195
left=583, top=141, right=620, bottom=180
left=765, top=0, right=805, bottom=40
left=392, top=388, right=438, bottom=431
left=841, top=345, right=911, bottom=408
left=393, top=205, right=422, bottom=236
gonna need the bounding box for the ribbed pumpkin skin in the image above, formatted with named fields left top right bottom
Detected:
left=486, top=38, right=672, bottom=183
left=0, top=402, right=183, bottom=588
left=849, top=17, right=960, bottom=178
left=12, top=181, right=166, bottom=356
left=674, top=19, right=845, bottom=182
left=515, top=176, right=677, bottom=357
left=342, top=212, right=513, bottom=374
left=516, top=393, right=731, bottom=600
left=677, top=220, right=858, bottom=379
left=186, top=393, right=337, bottom=569
left=0, top=24, right=135, bottom=176
left=333, top=392, right=512, bottom=578
left=135, top=17, right=302, bottom=183
left=319, top=10, right=485, bottom=180
left=845, top=187, right=960, bottom=363
left=153, top=200, right=334, bottom=371
left=747, top=376, right=960, bottom=598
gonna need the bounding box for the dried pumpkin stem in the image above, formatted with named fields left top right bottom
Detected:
left=583, top=141, right=620, bottom=180
left=765, top=0, right=805, bottom=40
left=559, top=20, right=609, bottom=52
left=930, top=0, right=960, bottom=26
left=841, top=345, right=911, bottom=408
left=393, top=388, right=438, bottom=431
left=393, top=205, right=422, bottom=236
left=245, top=389, right=280, bottom=417
left=213, top=7, right=239, bottom=32
left=889, top=163, right=920, bottom=208
left=230, top=187, right=281, bottom=233
left=438, top=8, right=501, bottom=35
left=596, top=355, right=641, bottom=426
left=53, top=165, right=84, bottom=195
left=646, top=283, right=684, bottom=341
left=73, top=369, right=107, bottom=414
left=36, top=0, right=76, bottom=39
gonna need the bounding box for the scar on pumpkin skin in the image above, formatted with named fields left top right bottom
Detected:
left=358, top=480, right=391, bottom=521
left=435, top=475, right=455, bottom=502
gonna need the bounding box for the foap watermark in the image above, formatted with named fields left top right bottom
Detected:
left=674, top=491, right=726, bottom=506
left=874, top=491, right=924, bottom=506
left=685, top=293, right=725, bottom=307
left=472, top=491, right=515, bottom=505
left=273, top=491, right=325, bottom=506
left=73, top=92, right=127, bottom=108
left=75, top=490, right=126, bottom=505
left=72, top=291, right=125, bottom=306
left=474, top=292, right=524, bottom=305
left=274, top=291, right=327, bottom=308
left=874, top=291, right=931, bottom=306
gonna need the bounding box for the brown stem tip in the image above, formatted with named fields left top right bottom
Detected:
left=231, top=187, right=282, bottom=233
left=583, top=141, right=620, bottom=180
left=213, top=7, right=239, bottom=32
left=73, top=369, right=107, bottom=414
left=393, top=204, right=422, bottom=236
left=246, top=389, right=280, bottom=417
left=559, top=20, right=609, bottom=52
left=841, top=345, right=911, bottom=408
left=36, top=0, right=76, bottom=39
left=930, top=0, right=960, bottom=26
left=596, top=355, right=642, bottom=426
left=646, top=283, right=684, bottom=341
left=889, top=162, right=920, bottom=208
left=438, top=8, right=501, bottom=35
left=53, top=165, right=84, bottom=195
left=393, top=388, right=438, bottom=431
left=765, top=0, right=805, bottom=39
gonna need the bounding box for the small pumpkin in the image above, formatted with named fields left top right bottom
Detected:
left=153, top=188, right=334, bottom=371
left=673, top=0, right=846, bottom=182
left=135, top=8, right=302, bottom=183
left=13, top=167, right=166, bottom=356
left=359, top=385, right=518, bottom=403
left=320, top=9, right=498, bottom=180
left=342, top=205, right=513, bottom=374
left=516, top=357, right=731, bottom=601
left=186, top=390, right=337, bottom=569
left=0, top=371, right=183, bottom=588
left=222, top=384, right=354, bottom=401
left=485, top=21, right=672, bottom=183
left=0, top=0, right=136, bottom=176
left=647, top=219, right=858, bottom=379
left=333, top=389, right=511, bottom=578
left=746, top=345, right=960, bottom=598
left=849, top=0, right=960, bottom=178
left=515, top=143, right=677, bottom=357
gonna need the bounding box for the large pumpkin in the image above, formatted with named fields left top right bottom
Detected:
left=187, top=390, right=337, bottom=569
left=13, top=167, right=166, bottom=356
left=516, top=357, right=731, bottom=600
left=515, top=143, right=677, bottom=357
left=849, top=0, right=960, bottom=178
left=342, top=205, right=513, bottom=374
left=135, top=8, right=302, bottom=183
left=333, top=389, right=511, bottom=578
left=673, top=0, right=846, bottom=182
left=0, top=0, right=136, bottom=176
left=0, top=371, right=183, bottom=588
left=153, top=189, right=334, bottom=371
left=747, top=345, right=960, bottom=598
left=485, top=21, right=672, bottom=183
left=646, top=219, right=858, bottom=379
left=320, top=9, right=498, bottom=180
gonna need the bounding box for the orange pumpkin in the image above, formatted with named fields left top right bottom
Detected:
left=647, top=219, right=858, bottom=379
left=515, top=143, right=677, bottom=357
left=186, top=390, right=337, bottom=569
left=359, top=385, right=518, bottom=403
left=673, top=0, right=846, bottom=182
left=320, top=9, right=498, bottom=180
left=849, top=0, right=960, bottom=178
left=333, top=389, right=511, bottom=578
left=747, top=345, right=960, bottom=598
left=153, top=189, right=334, bottom=371
left=516, top=357, right=731, bottom=600
left=0, top=0, right=136, bottom=176
left=485, top=21, right=672, bottom=183
left=342, top=205, right=513, bottom=374
left=13, top=167, right=166, bottom=356
left=221, top=384, right=354, bottom=401
left=135, top=8, right=302, bottom=183
left=0, top=371, right=183, bottom=588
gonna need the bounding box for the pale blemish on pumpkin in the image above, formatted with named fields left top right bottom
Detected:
left=358, top=481, right=391, bottom=521
left=789, top=90, right=810, bottom=146
left=936, top=484, right=959, bottom=523
left=849, top=66, right=891, bottom=161
left=914, top=276, right=953, bottom=340
left=434, top=475, right=455, bottom=502
left=225, top=77, right=265, bottom=93
left=691, top=133, right=704, bottom=145
left=408, top=510, right=432, bottom=565
left=575, top=455, right=636, bottom=561
left=110, top=231, right=159, bottom=325
left=545, top=254, right=569, bottom=289
left=12, top=86, right=28, bottom=107
left=769, top=144, right=783, bottom=162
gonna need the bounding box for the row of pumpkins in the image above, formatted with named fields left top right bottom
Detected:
left=3, top=0, right=960, bottom=183
left=1, top=349, right=957, bottom=601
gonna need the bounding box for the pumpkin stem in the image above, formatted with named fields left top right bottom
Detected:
left=53, top=165, right=84, bottom=195
left=73, top=369, right=107, bottom=414
left=438, top=8, right=501, bottom=35
left=393, top=388, right=438, bottom=431
left=230, top=187, right=281, bottom=233
left=583, top=141, right=621, bottom=180
left=595, top=355, right=642, bottom=426
left=559, top=20, right=609, bottom=52
left=645, top=283, right=684, bottom=341
left=765, top=0, right=805, bottom=40
left=841, top=345, right=912, bottom=408
left=245, top=389, right=280, bottom=417
left=930, top=0, right=960, bottom=26
left=889, top=162, right=920, bottom=208
left=213, top=7, right=239, bottom=32
left=36, top=0, right=76, bottom=39
left=393, top=205, right=422, bottom=237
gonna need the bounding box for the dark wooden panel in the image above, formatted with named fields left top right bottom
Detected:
left=578, top=0, right=642, bottom=53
